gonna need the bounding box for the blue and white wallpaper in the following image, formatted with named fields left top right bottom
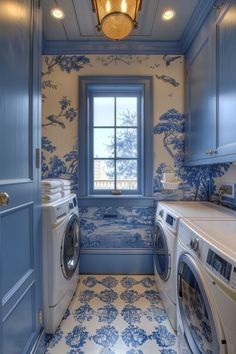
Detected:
left=42, top=54, right=235, bottom=251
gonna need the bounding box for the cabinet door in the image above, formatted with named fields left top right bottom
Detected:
left=215, top=0, right=236, bottom=159
left=0, top=1, right=42, bottom=353
left=185, top=25, right=216, bottom=164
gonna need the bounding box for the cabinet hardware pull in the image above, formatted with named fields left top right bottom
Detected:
left=205, top=150, right=211, bottom=155
left=205, top=149, right=217, bottom=155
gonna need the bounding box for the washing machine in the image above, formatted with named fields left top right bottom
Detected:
left=177, top=217, right=236, bottom=354
left=42, top=193, right=80, bottom=334
left=154, top=201, right=236, bottom=331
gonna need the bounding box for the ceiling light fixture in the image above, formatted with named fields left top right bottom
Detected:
left=161, top=9, right=176, bottom=21
left=91, top=0, right=142, bottom=40
left=50, top=8, right=65, bottom=20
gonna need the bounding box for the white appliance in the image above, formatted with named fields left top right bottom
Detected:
left=176, top=218, right=236, bottom=354
left=154, top=201, right=236, bottom=331
left=42, top=193, right=80, bottom=334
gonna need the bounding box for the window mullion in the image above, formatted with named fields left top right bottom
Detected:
left=114, top=96, right=117, bottom=191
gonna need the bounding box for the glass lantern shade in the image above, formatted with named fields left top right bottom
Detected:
left=92, top=0, right=142, bottom=40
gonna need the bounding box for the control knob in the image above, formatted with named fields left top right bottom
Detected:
left=190, top=237, right=199, bottom=252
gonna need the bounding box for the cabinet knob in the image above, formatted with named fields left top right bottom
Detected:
left=205, top=149, right=212, bottom=155
left=0, top=192, right=10, bottom=206
left=205, top=149, right=217, bottom=155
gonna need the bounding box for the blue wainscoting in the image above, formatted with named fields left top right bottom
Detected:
left=80, top=249, right=154, bottom=274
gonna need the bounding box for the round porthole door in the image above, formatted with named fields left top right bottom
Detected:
left=61, top=213, right=80, bottom=279
left=153, top=221, right=170, bottom=281
left=178, top=254, right=220, bottom=354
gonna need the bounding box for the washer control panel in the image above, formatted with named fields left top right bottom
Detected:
left=156, top=206, right=177, bottom=232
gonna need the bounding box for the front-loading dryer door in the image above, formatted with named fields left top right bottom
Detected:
left=154, top=221, right=170, bottom=281
left=61, top=213, right=80, bottom=279
left=177, top=254, right=221, bottom=354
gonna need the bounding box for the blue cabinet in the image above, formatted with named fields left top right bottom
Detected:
left=185, top=0, right=236, bottom=165
left=215, top=0, right=236, bottom=159
left=185, top=13, right=216, bottom=164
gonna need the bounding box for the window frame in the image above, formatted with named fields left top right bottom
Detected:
left=79, top=76, right=153, bottom=205
left=89, top=87, right=143, bottom=195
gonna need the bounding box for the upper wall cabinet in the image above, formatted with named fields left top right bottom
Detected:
left=185, top=0, right=236, bottom=165
left=215, top=0, right=236, bottom=158
left=185, top=13, right=216, bottom=163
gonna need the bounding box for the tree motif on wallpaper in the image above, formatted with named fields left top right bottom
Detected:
left=41, top=96, right=79, bottom=186
left=153, top=109, right=231, bottom=200
left=41, top=136, right=56, bottom=176
left=41, top=55, right=91, bottom=101
left=42, top=55, right=91, bottom=76
left=42, top=96, right=77, bottom=128
left=41, top=136, right=78, bottom=186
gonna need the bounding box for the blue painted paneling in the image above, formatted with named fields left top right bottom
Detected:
left=185, top=27, right=216, bottom=163
left=0, top=0, right=42, bottom=352
left=3, top=285, right=35, bottom=354
left=216, top=0, right=236, bottom=158
left=1, top=205, right=32, bottom=296
left=185, top=0, right=236, bottom=165
left=80, top=251, right=154, bottom=274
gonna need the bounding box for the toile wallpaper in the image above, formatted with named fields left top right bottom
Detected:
left=41, top=55, right=235, bottom=251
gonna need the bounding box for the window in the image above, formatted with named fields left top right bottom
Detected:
left=79, top=77, right=153, bottom=201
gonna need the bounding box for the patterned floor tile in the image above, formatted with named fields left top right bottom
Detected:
left=45, top=275, right=178, bottom=354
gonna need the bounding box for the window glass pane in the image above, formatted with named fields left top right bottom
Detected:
left=116, top=128, right=137, bottom=158
left=116, top=97, right=137, bottom=126
left=94, top=128, right=114, bottom=158
left=94, top=97, right=114, bottom=126
left=94, top=160, right=114, bottom=190
left=116, top=160, right=137, bottom=190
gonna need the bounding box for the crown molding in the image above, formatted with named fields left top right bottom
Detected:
left=42, top=39, right=183, bottom=55
left=180, top=0, right=215, bottom=53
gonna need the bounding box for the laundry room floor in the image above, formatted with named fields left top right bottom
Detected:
left=45, top=275, right=178, bottom=354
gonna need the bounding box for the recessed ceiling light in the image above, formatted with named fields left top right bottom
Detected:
left=162, top=9, right=176, bottom=21
left=50, top=8, right=65, bottom=20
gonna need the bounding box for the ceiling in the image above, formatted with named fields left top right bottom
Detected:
left=42, top=0, right=215, bottom=55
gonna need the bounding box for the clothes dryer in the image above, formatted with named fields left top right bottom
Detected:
left=154, top=201, right=236, bottom=330
left=177, top=218, right=236, bottom=354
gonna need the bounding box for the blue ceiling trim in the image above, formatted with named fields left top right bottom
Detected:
left=180, top=0, right=215, bottom=53
left=42, top=39, right=183, bottom=55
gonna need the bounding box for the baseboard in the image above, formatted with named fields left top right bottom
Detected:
left=79, top=249, right=154, bottom=274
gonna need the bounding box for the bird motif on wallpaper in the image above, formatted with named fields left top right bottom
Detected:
left=155, top=74, right=180, bottom=87
left=163, top=55, right=182, bottom=66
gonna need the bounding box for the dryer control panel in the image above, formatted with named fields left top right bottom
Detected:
left=207, top=249, right=232, bottom=282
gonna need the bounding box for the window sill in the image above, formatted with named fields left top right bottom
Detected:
left=77, top=195, right=154, bottom=207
